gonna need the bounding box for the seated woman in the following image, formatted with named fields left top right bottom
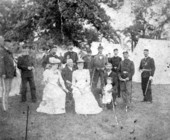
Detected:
left=37, top=57, right=68, bottom=114
left=71, top=59, right=102, bottom=115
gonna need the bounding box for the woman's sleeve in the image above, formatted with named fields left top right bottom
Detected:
left=72, top=71, right=76, bottom=86
left=59, top=71, right=67, bottom=90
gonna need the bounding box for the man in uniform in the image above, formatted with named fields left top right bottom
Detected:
left=91, top=44, right=108, bottom=89
left=0, top=37, right=16, bottom=111
left=118, top=51, right=135, bottom=111
left=139, top=49, right=155, bottom=103
left=109, top=48, right=122, bottom=97
left=17, top=45, right=37, bottom=103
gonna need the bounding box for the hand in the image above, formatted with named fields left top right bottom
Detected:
left=119, top=77, right=125, bottom=81
left=28, top=66, right=32, bottom=70
left=149, top=76, right=153, bottom=81
left=125, top=77, right=129, bottom=81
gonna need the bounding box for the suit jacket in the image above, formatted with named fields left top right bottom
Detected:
left=17, top=55, right=35, bottom=78
left=118, top=59, right=135, bottom=80
left=0, top=48, right=16, bottom=78
left=61, top=65, right=74, bottom=90
left=63, top=51, right=78, bottom=64
left=139, top=57, right=155, bottom=78
left=108, top=56, right=122, bottom=72
left=104, top=70, right=118, bottom=89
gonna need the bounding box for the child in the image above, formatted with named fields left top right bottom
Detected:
left=102, top=77, right=114, bottom=109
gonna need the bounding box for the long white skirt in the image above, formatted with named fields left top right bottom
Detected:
left=37, top=83, right=66, bottom=114
left=73, top=86, right=102, bottom=115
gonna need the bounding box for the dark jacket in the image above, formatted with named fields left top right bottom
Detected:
left=82, top=54, right=93, bottom=70
left=0, top=48, right=16, bottom=78
left=108, top=56, right=122, bottom=72
left=104, top=70, right=118, bottom=89
left=91, top=53, right=108, bottom=70
left=63, top=51, right=78, bottom=64
left=17, top=55, right=34, bottom=78
left=118, top=59, right=135, bottom=80
left=61, top=65, right=74, bottom=90
left=139, top=57, right=155, bottom=78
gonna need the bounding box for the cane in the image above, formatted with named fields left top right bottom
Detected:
left=25, top=106, right=29, bottom=140
left=2, top=78, right=7, bottom=111
left=112, top=97, right=119, bottom=126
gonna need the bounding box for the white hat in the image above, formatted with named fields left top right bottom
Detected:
left=49, top=57, right=61, bottom=64
left=66, top=59, right=73, bottom=64
left=77, top=58, right=84, bottom=63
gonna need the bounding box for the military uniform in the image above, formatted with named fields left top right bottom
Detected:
left=91, top=53, right=108, bottom=89
left=109, top=56, right=122, bottom=97
left=0, top=48, right=16, bottom=110
left=139, top=57, right=155, bottom=102
left=118, top=58, right=135, bottom=107
left=17, top=55, right=37, bottom=102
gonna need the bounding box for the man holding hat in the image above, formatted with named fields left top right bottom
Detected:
left=17, top=45, right=37, bottom=103
left=118, top=51, right=134, bottom=111
left=0, top=36, right=16, bottom=111
left=109, top=48, right=122, bottom=97
left=91, top=44, right=108, bottom=89
left=63, top=45, right=78, bottom=66
left=139, top=49, right=155, bottom=103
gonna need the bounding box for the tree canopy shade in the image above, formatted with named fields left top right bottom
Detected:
left=0, top=0, right=120, bottom=47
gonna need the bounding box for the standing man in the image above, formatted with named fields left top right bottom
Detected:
left=0, top=37, right=16, bottom=111
left=17, top=45, right=37, bottom=103
left=109, top=48, right=122, bottom=97
left=139, top=49, right=155, bottom=103
left=91, top=44, right=108, bottom=89
left=63, top=45, right=78, bottom=67
left=118, top=51, right=135, bottom=111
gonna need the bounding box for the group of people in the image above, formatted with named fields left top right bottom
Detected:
left=0, top=35, right=156, bottom=115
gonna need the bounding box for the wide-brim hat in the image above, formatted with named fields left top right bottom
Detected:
left=66, top=59, right=74, bottom=64
left=49, top=57, right=61, bottom=64
left=77, top=59, right=84, bottom=63
left=50, top=47, right=57, bottom=53
left=106, top=63, right=112, bottom=69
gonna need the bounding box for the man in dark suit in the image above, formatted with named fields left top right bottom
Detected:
left=17, top=45, right=37, bottom=103
left=108, top=48, right=122, bottom=97
left=118, top=51, right=135, bottom=111
left=104, top=63, right=118, bottom=109
left=63, top=45, right=78, bottom=68
left=61, top=59, right=75, bottom=112
left=139, top=49, right=155, bottom=103
left=0, top=37, right=16, bottom=111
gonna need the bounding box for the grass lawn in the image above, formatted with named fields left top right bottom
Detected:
left=0, top=65, right=170, bottom=140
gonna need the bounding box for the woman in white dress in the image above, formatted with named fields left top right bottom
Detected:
left=37, top=57, right=68, bottom=114
left=72, top=59, right=102, bottom=114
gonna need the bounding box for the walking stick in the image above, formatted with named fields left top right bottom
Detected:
left=144, top=79, right=151, bottom=98
left=25, top=106, right=29, bottom=140
left=2, top=78, right=6, bottom=111
left=112, top=98, right=119, bottom=126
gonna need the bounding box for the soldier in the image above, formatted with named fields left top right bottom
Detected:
left=109, top=48, right=122, bottom=97
left=91, top=44, right=108, bottom=89
left=139, top=49, right=155, bottom=103
left=0, top=37, right=16, bottom=111
left=118, top=51, right=135, bottom=111
left=17, top=45, right=37, bottom=103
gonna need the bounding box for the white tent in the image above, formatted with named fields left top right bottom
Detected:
left=132, top=38, right=170, bottom=84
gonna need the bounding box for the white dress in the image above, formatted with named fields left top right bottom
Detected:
left=72, top=69, right=102, bottom=114
left=37, top=69, right=67, bottom=114
left=102, top=84, right=113, bottom=104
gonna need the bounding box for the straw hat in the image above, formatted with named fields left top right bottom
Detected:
left=49, top=57, right=61, bottom=64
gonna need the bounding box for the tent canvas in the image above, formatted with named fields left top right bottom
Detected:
left=132, top=38, right=170, bottom=84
